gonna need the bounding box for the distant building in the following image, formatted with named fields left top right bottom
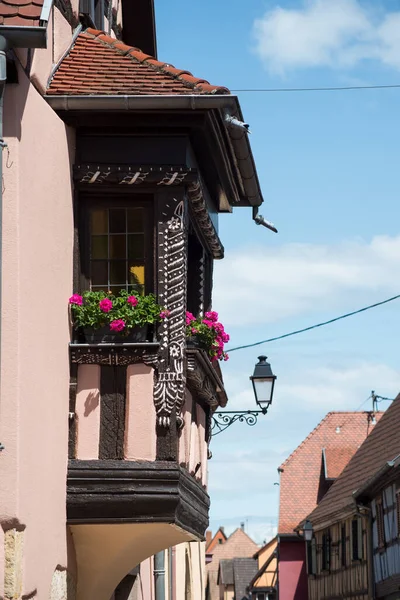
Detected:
left=218, top=558, right=258, bottom=600
left=206, top=527, right=259, bottom=600
left=248, top=537, right=278, bottom=600
left=278, top=410, right=382, bottom=600
left=207, top=528, right=228, bottom=563
left=303, top=394, right=400, bottom=600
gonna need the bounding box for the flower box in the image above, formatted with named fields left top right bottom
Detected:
left=83, top=325, right=149, bottom=344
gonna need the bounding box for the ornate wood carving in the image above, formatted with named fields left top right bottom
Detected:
left=187, top=181, right=224, bottom=259
left=154, top=195, right=187, bottom=428
left=67, top=460, right=210, bottom=537
left=73, top=163, right=223, bottom=259
left=73, top=165, right=198, bottom=186
left=70, top=345, right=159, bottom=367
left=99, top=366, right=127, bottom=460
left=186, top=348, right=227, bottom=411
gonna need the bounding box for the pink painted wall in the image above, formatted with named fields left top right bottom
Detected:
left=125, top=364, right=156, bottom=461
left=76, top=365, right=101, bottom=459
left=0, top=49, right=75, bottom=598
left=278, top=540, right=308, bottom=600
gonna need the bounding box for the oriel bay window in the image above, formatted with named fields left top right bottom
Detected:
left=79, top=196, right=153, bottom=295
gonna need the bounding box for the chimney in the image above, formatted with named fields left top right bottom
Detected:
left=121, top=0, right=157, bottom=58
left=240, top=522, right=245, bottom=531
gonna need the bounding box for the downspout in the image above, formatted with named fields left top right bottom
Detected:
left=154, top=551, right=166, bottom=600
left=0, top=36, right=8, bottom=453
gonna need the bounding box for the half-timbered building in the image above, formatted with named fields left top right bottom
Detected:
left=303, top=394, right=400, bottom=600
left=0, top=1, right=265, bottom=599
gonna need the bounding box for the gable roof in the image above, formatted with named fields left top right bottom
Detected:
left=47, top=28, right=230, bottom=96
left=0, top=0, right=44, bottom=27
left=307, top=395, right=400, bottom=528
left=278, top=411, right=382, bottom=534
left=207, top=527, right=227, bottom=553
left=207, top=528, right=259, bottom=600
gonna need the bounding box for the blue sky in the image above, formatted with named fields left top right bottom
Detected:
left=156, top=0, right=400, bottom=543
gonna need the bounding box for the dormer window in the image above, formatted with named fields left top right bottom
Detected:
left=79, top=0, right=104, bottom=30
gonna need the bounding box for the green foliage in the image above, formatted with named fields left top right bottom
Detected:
left=69, top=289, right=163, bottom=332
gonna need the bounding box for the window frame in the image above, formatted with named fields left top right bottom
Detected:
left=341, top=523, right=347, bottom=567
left=396, top=490, right=400, bottom=538
left=351, top=517, right=363, bottom=561
left=79, top=0, right=104, bottom=29
left=321, top=531, right=331, bottom=572
left=376, top=495, right=386, bottom=551
left=77, top=194, right=155, bottom=296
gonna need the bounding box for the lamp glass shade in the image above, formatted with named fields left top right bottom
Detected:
left=250, top=356, right=277, bottom=409
left=303, top=520, right=313, bottom=542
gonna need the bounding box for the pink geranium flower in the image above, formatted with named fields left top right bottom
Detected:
left=205, top=311, right=218, bottom=322
left=127, top=295, right=138, bottom=307
left=99, top=298, right=113, bottom=313
left=186, top=311, right=196, bottom=325
left=110, top=319, right=125, bottom=332
left=160, top=309, right=170, bottom=319
left=69, top=294, right=83, bottom=305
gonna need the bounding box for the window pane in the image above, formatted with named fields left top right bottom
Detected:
left=109, top=235, right=126, bottom=259
left=91, top=260, right=108, bottom=285
left=128, top=234, right=145, bottom=260
left=109, top=209, right=126, bottom=233
left=91, top=235, right=108, bottom=259
left=127, top=208, right=144, bottom=233
left=110, top=285, right=125, bottom=295
left=129, top=264, right=145, bottom=285
left=91, top=209, right=108, bottom=234
left=110, top=261, right=126, bottom=284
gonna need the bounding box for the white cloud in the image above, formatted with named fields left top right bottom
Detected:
left=253, top=0, right=400, bottom=75
left=213, top=234, right=400, bottom=326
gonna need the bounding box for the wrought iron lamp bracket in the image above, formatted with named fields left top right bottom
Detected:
left=211, top=408, right=269, bottom=436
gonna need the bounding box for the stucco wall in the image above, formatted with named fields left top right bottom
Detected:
left=0, top=58, right=75, bottom=597
left=278, top=540, right=307, bottom=600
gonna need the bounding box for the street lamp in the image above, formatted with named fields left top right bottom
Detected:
left=302, top=520, right=313, bottom=542
left=211, top=356, right=277, bottom=435
left=250, top=356, right=277, bottom=413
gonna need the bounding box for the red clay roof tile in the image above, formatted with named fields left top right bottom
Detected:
left=0, top=0, right=44, bottom=25
left=278, top=411, right=383, bottom=534
left=307, top=395, right=400, bottom=528
left=47, top=28, right=230, bottom=96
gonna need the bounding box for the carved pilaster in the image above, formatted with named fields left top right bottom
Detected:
left=155, top=194, right=187, bottom=428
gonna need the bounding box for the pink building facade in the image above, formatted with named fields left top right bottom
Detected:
left=0, top=2, right=264, bottom=599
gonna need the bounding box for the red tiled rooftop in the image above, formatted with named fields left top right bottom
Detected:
left=278, top=411, right=383, bottom=534
left=0, top=0, right=43, bottom=26
left=308, top=395, right=400, bottom=527
left=47, top=28, right=230, bottom=96
left=323, top=446, right=360, bottom=479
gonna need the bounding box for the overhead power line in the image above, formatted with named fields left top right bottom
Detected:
left=230, top=83, right=400, bottom=93
left=227, top=293, right=400, bottom=353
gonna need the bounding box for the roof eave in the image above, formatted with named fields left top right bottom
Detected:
left=44, top=93, right=264, bottom=208
left=0, top=25, right=47, bottom=48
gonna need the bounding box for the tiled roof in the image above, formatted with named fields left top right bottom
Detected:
left=233, top=558, right=259, bottom=600
left=323, top=446, right=360, bottom=479
left=218, top=559, right=234, bottom=585
left=278, top=411, right=383, bottom=534
left=307, top=395, right=400, bottom=527
left=47, top=28, right=230, bottom=96
left=207, top=529, right=259, bottom=600
left=0, top=0, right=43, bottom=26
left=207, top=527, right=227, bottom=553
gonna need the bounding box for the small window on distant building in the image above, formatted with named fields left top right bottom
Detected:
left=218, top=538, right=223, bottom=544
left=351, top=517, right=363, bottom=560
left=341, top=524, right=347, bottom=567
left=396, top=491, right=400, bottom=538
left=321, top=531, right=331, bottom=571
left=376, top=496, right=385, bottom=550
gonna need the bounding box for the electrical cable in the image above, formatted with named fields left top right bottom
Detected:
left=230, top=83, right=400, bottom=93
left=227, top=293, right=400, bottom=353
